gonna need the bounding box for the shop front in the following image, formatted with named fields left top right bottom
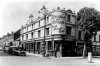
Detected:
left=92, top=42, right=100, bottom=56
left=62, top=41, right=76, bottom=57
left=22, top=41, right=35, bottom=53
left=76, top=43, right=84, bottom=56
left=47, top=40, right=77, bottom=57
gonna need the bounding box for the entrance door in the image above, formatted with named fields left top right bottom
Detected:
left=37, top=42, right=40, bottom=54
left=33, top=43, right=35, bottom=53
left=62, top=41, right=76, bottom=57
left=76, top=43, right=84, bottom=56
left=54, top=41, right=62, bottom=57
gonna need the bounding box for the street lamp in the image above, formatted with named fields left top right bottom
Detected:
left=39, top=5, right=49, bottom=57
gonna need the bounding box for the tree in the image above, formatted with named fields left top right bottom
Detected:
left=77, top=7, right=100, bottom=57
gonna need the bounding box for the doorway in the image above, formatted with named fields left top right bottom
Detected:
left=37, top=42, right=40, bottom=54
left=62, top=41, right=76, bottom=57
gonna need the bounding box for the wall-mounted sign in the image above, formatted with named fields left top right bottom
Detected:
left=51, top=12, right=66, bottom=35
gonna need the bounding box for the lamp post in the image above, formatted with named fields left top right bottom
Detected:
left=39, top=5, right=49, bottom=57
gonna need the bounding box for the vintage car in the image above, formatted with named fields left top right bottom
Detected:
left=14, top=47, right=26, bottom=56
left=8, top=46, right=18, bottom=55
left=8, top=46, right=26, bottom=56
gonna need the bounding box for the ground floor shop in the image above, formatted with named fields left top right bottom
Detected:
left=20, top=40, right=100, bottom=57
left=21, top=40, right=78, bottom=57
left=92, top=42, right=100, bottom=56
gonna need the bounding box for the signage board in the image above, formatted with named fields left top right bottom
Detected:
left=51, top=12, right=66, bottom=35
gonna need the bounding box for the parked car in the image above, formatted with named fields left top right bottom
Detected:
left=8, top=46, right=18, bottom=55
left=14, top=47, right=26, bottom=56
left=8, top=46, right=26, bottom=56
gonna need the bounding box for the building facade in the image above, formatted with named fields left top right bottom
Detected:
left=0, top=32, right=15, bottom=47
left=20, top=7, right=81, bottom=57
left=92, top=31, right=100, bottom=56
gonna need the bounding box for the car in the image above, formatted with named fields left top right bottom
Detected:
left=8, top=46, right=18, bottom=55
left=8, top=46, right=26, bottom=56
left=13, top=47, right=26, bottom=56
left=14, top=50, right=26, bottom=56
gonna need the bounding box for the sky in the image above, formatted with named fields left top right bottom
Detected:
left=0, top=0, right=100, bottom=37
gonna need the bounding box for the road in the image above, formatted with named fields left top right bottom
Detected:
left=0, top=51, right=100, bottom=66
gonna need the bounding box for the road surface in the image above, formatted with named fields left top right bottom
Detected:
left=0, top=51, right=100, bottom=66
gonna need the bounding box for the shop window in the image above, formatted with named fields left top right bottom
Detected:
left=66, top=26, right=71, bottom=35
left=31, top=43, right=33, bottom=49
left=48, top=41, right=52, bottom=50
left=94, top=34, right=96, bottom=42
left=96, top=46, right=100, bottom=52
left=99, top=35, right=100, bottom=42
left=67, top=15, right=71, bottom=22
left=46, top=28, right=49, bottom=36
left=78, top=31, right=81, bottom=39
left=38, top=30, right=41, bottom=38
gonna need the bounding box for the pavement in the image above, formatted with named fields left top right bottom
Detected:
left=0, top=51, right=100, bottom=66
left=26, top=52, right=100, bottom=64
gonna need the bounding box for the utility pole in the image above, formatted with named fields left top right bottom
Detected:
left=39, top=5, right=49, bottom=57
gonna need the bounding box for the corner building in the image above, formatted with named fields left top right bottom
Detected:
left=20, top=8, right=78, bottom=57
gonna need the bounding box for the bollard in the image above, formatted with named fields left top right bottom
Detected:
left=88, top=52, right=92, bottom=63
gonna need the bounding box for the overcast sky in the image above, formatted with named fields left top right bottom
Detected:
left=0, top=0, right=100, bottom=37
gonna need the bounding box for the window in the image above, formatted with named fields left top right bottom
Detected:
left=46, top=17, right=49, bottom=24
left=39, top=21, right=40, bottom=27
left=94, top=34, right=96, bottom=42
left=22, top=35, right=24, bottom=40
left=38, top=30, right=41, bottom=37
left=27, top=27, right=28, bottom=31
left=48, top=41, right=52, bottom=50
left=32, top=24, right=33, bottom=29
left=67, top=15, right=71, bottom=22
left=78, top=31, right=81, bottom=39
left=99, top=35, right=100, bottom=42
left=26, top=34, right=28, bottom=40
left=66, top=26, right=71, bottom=35
left=46, top=28, right=49, bottom=36
left=96, top=46, right=100, bottom=52
left=31, top=32, right=33, bottom=39
left=33, top=24, right=35, bottom=29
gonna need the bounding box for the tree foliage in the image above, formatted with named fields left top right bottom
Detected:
left=77, top=7, right=100, bottom=42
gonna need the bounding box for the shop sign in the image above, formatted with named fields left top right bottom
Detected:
left=51, top=15, right=65, bottom=34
